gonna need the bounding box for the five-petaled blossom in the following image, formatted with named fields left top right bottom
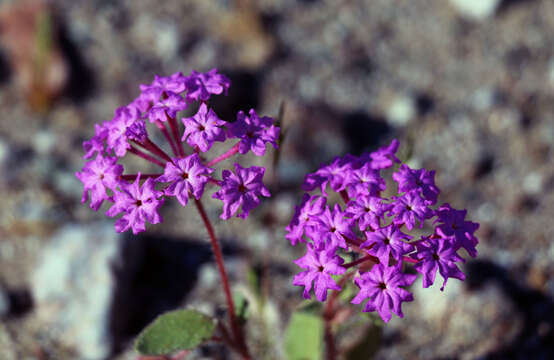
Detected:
left=212, top=164, right=271, bottom=220
left=292, top=242, right=346, bottom=301
left=351, top=264, right=416, bottom=322
left=106, top=174, right=164, bottom=235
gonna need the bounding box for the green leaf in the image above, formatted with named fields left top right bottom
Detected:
left=233, top=291, right=249, bottom=323
left=135, top=309, right=216, bottom=356
left=284, top=311, right=323, bottom=360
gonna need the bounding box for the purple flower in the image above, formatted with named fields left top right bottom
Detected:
left=292, top=242, right=346, bottom=301
left=129, top=88, right=163, bottom=114
left=185, top=69, right=231, bottom=102
left=228, top=109, right=279, bottom=156
left=212, top=163, right=270, bottom=219
left=345, top=195, right=391, bottom=231
left=389, top=191, right=433, bottom=230
left=147, top=92, right=187, bottom=123
left=286, top=194, right=326, bottom=246
left=106, top=174, right=164, bottom=234
left=434, top=203, right=479, bottom=257
left=125, top=120, right=148, bottom=143
left=304, top=157, right=355, bottom=195
left=362, top=224, right=413, bottom=265
left=83, top=123, right=108, bottom=159
left=140, top=72, right=187, bottom=94
left=181, top=103, right=226, bottom=152
left=351, top=264, right=416, bottom=322
left=315, top=204, right=355, bottom=249
left=156, top=154, right=214, bottom=206
left=413, top=237, right=465, bottom=290
left=368, top=139, right=400, bottom=169
left=346, top=163, right=385, bottom=198
left=106, top=106, right=140, bottom=157
left=75, top=155, right=123, bottom=211
left=392, top=164, right=440, bottom=205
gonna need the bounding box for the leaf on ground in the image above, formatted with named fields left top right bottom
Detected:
left=135, top=309, right=215, bottom=356
left=284, top=311, right=323, bottom=360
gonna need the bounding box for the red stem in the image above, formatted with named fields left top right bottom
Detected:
left=339, top=190, right=350, bottom=204
left=208, top=177, right=223, bottom=186
left=120, top=173, right=163, bottom=181
left=324, top=321, right=337, bottom=360
left=217, top=322, right=243, bottom=354
left=323, top=273, right=353, bottom=360
left=207, top=142, right=240, bottom=167
left=166, top=113, right=185, bottom=157
left=194, top=199, right=250, bottom=359
left=343, top=254, right=377, bottom=269
left=402, top=256, right=419, bottom=264
left=343, top=234, right=364, bottom=247
left=128, top=146, right=166, bottom=167
left=139, top=138, right=174, bottom=163
left=155, top=120, right=180, bottom=157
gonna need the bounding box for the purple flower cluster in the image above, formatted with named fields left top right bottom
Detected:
left=76, top=69, right=279, bottom=234
left=287, top=140, right=479, bottom=322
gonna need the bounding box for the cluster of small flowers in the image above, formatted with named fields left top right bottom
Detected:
left=76, top=69, right=279, bottom=234
left=286, top=140, right=479, bottom=322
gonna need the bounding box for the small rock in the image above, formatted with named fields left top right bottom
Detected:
left=411, top=276, right=462, bottom=322
left=198, top=263, right=218, bottom=289
left=0, top=137, right=8, bottom=167
left=32, top=130, right=57, bottom=154
left=522, top=172, right=544, bottom=195
left=386, top=94, right=416, bottom=127
left=31, top=222, right=122, bottom=360
left=449, top=0, right=501, bottom=20
left=471, top=87, right=496, bottom=112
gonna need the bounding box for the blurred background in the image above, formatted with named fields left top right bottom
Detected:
left=0, top=0, right=553, bottom=359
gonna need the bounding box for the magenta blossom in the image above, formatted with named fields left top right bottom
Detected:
left=413, top=237, right=466, bottom=290
left=185, top=69, right=231, bottom=102
left=106, top=106, right=140, bottom=157
left=315, top=204, right=355, bottom=249
left=345, top=195, right=391, bottom=231
left=389, top=191, right=433, bottom=230
left=212, top=163, right=270, bottom=219
left=75, top=154, right=123, bottom=211
left=346, top=162, right=386, bottom=198
left=434, top=203, right=479, bottom=257
left=362, top=224, right=413, bottom=265
left=368, top=139, right=400, bottom=169
left=181, top=103, right=226, bottom=152
left=140, top=72, right=187, bottom=94
left=156, top=154, right=214, bottom=206
left=147, top=92, right=187, bottom=123
left=125, top=120, right=148, bottom=143
left=228, top=109, right=279, bottom=156
left=351, top=264, right=416, bottom=322
left=303, top=156, right=353, bottom=195
left=83, top=123, right=108, bottom=159
left=106, top=174, right=164, bottom=234
left=293, top=242, right=346, bottom=301
left=286, top=194, right=326, bottom=246
left=392, top=164, right=440, bottom=205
